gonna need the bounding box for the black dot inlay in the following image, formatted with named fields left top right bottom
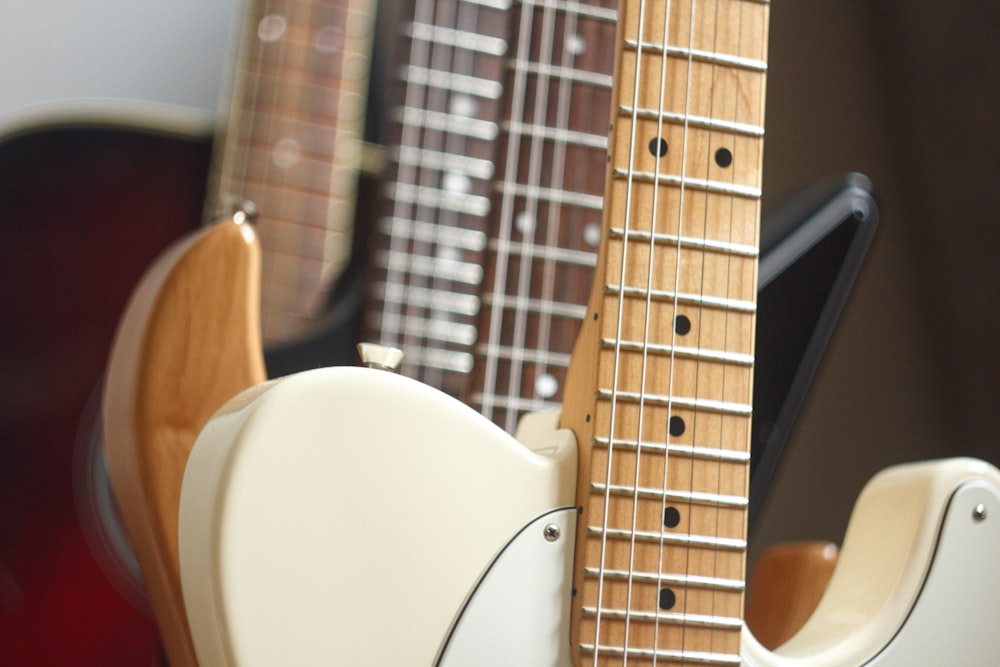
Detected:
left=675, top=314, right=692, bottom=336
left=715, top=147, right=733, bottom=168
left=663, top=506, right=681, bottom=528
left=649, top=137, right=668, bottom=158
left=659, top=587, right=676, bottom=610
left=668, top=416, right=686, bottom=437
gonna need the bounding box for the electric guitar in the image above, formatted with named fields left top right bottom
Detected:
left=177, top=1, right=1000, bottom=665
left=98, top=0, right=376, bottom=664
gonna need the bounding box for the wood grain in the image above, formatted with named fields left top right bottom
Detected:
left=102, top=219, right=267, bottom=667
left=745, top=541, right=839, bottom=650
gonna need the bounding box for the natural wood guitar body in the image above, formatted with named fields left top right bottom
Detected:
left=102, top=219, right=266, bottom=667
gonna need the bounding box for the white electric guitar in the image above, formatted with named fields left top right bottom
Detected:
left=177, top=0, right=1000, bottom=665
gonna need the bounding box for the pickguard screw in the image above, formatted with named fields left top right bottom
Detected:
left=973, top=503, right=987, bottom=522
left=543, top=524, right=561, bottom=542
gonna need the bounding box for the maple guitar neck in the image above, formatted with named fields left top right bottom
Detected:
left=208, top=0, right=375, bottom=346
left=558, top=0, right=768, bottom=662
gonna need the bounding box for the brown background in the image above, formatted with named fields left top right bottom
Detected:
left=752, top=1, right=1000, bottom=558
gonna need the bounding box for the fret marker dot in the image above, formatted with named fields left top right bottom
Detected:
left=257, top=14, right=287, bottom=42
left=565, top=34, right=587, bottom=56
left=668, top=416, right=685, bottom=437
left=450, top=95, right=478, bottom=117
left=715, top=147, right=733, bottom=168
left=663, top=506, right=681, bottom=528
left=272, top=137, right=300, bottom=169
left=314, top=25, right=344, bottom=53
left=659, top=588, right=677, bottom=610
left=583, top=222, right=601, bottom=247
left=649, top=137, right=668, bottom=158
left=675, top=314, right=691, bottom=336
left=516, top=211, right=536, bottom=234
left=443, top=171, right=471, bottom=194
left=535, top=373, right=559, bottom=399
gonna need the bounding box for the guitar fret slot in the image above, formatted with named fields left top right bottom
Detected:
left=590, top=482, right=748, bottom=508
left=599, top=337, right=754, bottom=366
left=595, top=388, right=753, bottom=416
left=393, top=107, right=499, bottom=141
left=384, top=182, right=491, bottom=217
left=397, top=65, right=503, bottom=100
left=579, top=606, right=743, bottom=630
left=578, top=643, right=741, bottom=666
left=582, top=567, right=745, bottom=591
left=497, top=182, right=604, bottom=211
left=618, top=105, right=765, bottom=138
left=622, top=38, right=768, bottom=73
left=604, top=284, right=757, bottom=313
left=507, top=59, right=613, bottom=89
left=391, top=145, right=495, bottom=180
left=518, top=0, right=617, bottom=23
left=586, top=526, right=746, bottom=551
left=404, top=22, right=508, bottom=56
left=611, top=168, right=762, bottom=199
left=607, top=227, right=759, bottom=257
left=503, top=120, right=608, bottom=150
left=375, top=250, right=484, bottom=286
left=592, top=437, right=752, bottom=463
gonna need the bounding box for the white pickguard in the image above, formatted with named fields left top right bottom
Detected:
left=180, top=367, right=1000, bottom=666
left=0, top=0, right=242, bottom=138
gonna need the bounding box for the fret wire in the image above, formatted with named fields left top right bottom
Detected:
left=498, top=182, right=604, bottom=210
left=590, top=482, right=748, bottom=508
left=592, top=437, right=752, bottom=463
left=578, top=643, right=741, bottom=666
left=459, top=0, right=513, bottom=9
left=392, top=106, right=500, bottom=140
left=595, top=389, right=753, bottom=416
left=383, top=182, right=491, bottom=217
left=585, top=526, right=747, bottom=550
left=599, top=337, right=755, bottom=365
left=480, top=293, right=588, bottom=319
left=619, top=104, right=765, bottom=137
left=611, top=168, right=762, bottom=198
left=397, top=65, right=504, bottom=99
left=623, top=37, right=768, bottom=72
left=608, top=226, right=759, bottom=257
left=473, top=343, right=572, bottom=368
left=518, top=0, right=617, bottom=23
left=486, top=238, right=596, bottom=267
left=375, top=250, right=484, bottom=286
left=605, top=284, right=757, bottom=313
left=376, top=282, right=481, bottom=317
left=404, top=21, right=508, bottom=56
left=583, top=567, right=745, bottom=592
left=374, top=312, right=477, bottom=346
left=391, top=145, right=495, bottom=180
left=503, top=119, right=608, bottom=149
left=377, top=216, right=489, bottom=251
left=470, top=393, right=560, bottom=412
left=579, top=607, right=743, bottom=630
left=399, top=346, right=475, bottom=373
left=506, top=58, right=613, bottom=88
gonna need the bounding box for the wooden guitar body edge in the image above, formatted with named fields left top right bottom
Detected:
left=102, top=218, right=267, bottom=667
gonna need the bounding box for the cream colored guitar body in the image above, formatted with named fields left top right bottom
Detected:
left=180, top=369, right=1000, bottom=666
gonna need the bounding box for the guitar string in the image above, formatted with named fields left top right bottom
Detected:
left=654, top=0, right=698, bottom=661
left=501, top=1, right=566, bottom=434
left=480, top=0, right=539, bottom=425
left=594, top=0, right=650, bottom=660
left=524, top=3, right=589, bottom=434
